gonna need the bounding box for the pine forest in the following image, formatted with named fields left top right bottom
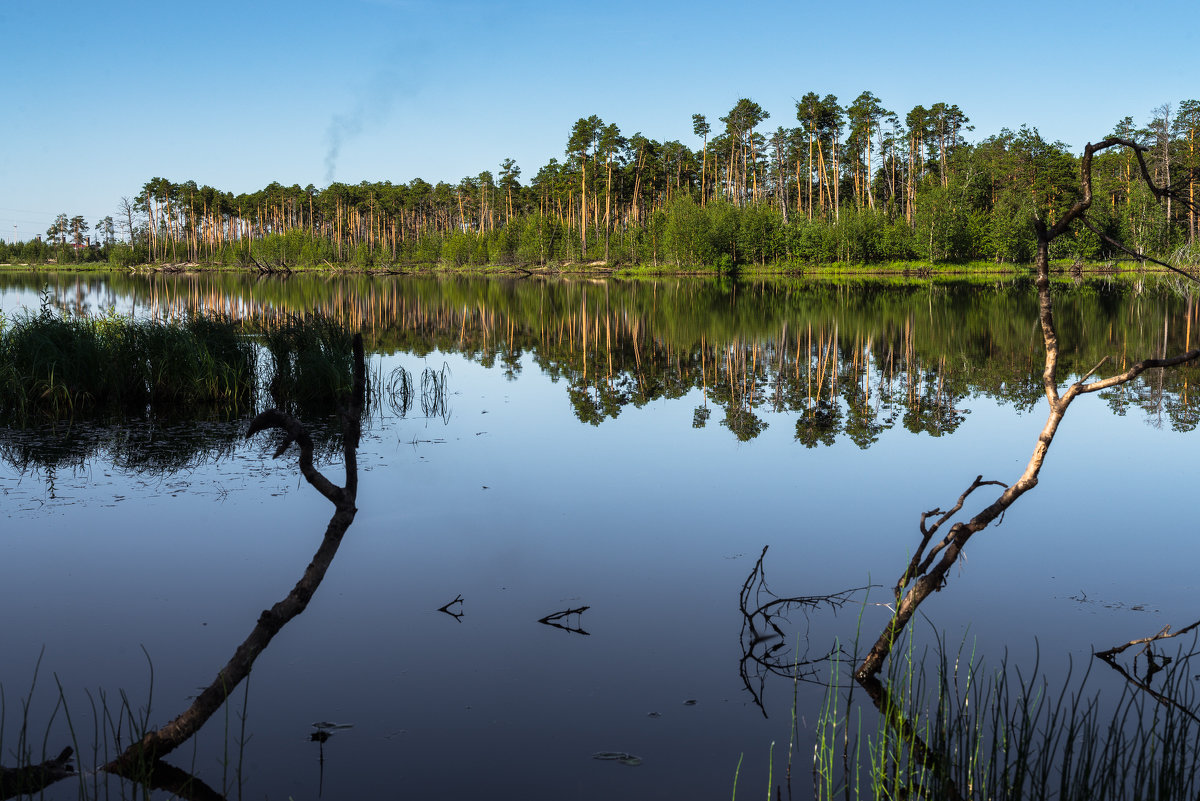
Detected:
left=6, top=94, right=1200, bottom=272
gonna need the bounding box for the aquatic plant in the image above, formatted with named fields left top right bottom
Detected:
left=813, top=632, right=1200, bottom=801
left=0, top=305, right=255, bottom=420
left=258, top=313, right=359, bottom=416
left=0, top=334, right=367, bottom=799
left=0, top=305, right=368, bottom=425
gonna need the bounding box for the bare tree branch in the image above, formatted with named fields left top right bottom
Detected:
left=1094, top=619, right=1200, bottom=661
left=898, top=476, right=1008, bottom=600
left=853, top=137, right=1200, bottom=787
left=1076, top=348, right=1200, bottom=394
left=105, top=334, right=366, bottom=775
left=0, top=748, right=74, bottom=800
left=1078, top=215, right=1200, bottom=281
left=1095, top=619, right=1200, bottom=726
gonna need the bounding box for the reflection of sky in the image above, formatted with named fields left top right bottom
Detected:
left=2, top=300, right=1198, bottom=797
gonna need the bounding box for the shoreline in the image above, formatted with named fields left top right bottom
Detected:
left=0, top=259, right=1182, bottom=280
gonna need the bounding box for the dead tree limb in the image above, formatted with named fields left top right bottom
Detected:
left=737, top=545, right=865, bottom=716
left=104, top=334, right=366, bottom=776
left=1094, top=619, right=1200, bottom=726
left=0, top=748, right=74, bottom=800
left=437, top=594, right=465, bottom=621
left=858, top=138, right=1200, bottom=685
left=1095, top=619, right=1200, bottom=661
left=853, top=676, right=966, bottom=801
left=537, top=607, right=590, bottom=635
left=852, top=138, right=1200, bottom=791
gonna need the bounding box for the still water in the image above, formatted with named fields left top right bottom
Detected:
left=2, top=271, right=1198, bottom=799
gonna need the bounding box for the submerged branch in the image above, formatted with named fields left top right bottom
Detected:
left=854, top=675, right=966, bottom=801
left=105, top=334, right=366, bottom=775
left=739, top=545, right=866, bottom=716
left=1095, top=619, right=1200, bottom=726
left=1095, top=618, right=1200, bottom=662
left=0, top=748, right=74, bottom=800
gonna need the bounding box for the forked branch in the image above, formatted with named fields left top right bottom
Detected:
left=105, top=334, right=366, bottom=776
left=854, top=137, right=1200, bottom=787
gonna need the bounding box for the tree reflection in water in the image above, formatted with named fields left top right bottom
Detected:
left=5, top=270, right=1200, bottom=444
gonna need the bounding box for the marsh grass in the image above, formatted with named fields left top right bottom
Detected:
left=813, top=630, right=1200, bottom=801
left=385, top=363, right=415, bottom=416
left=0, top=303, right=256, bottom=420
left=258, top=314, right=358, bottom=417
left=378, top=361, right=452, bottom=422
left=0, top=303, right=368, bottom=427
left=420, top=362, right=451, bottom=421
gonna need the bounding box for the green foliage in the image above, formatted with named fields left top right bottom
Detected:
left=412, top=233, right=443, bottom=264
left=107, top=244, right=140, bottom=267
left=738, top=204, right=782, bottom=266
left=442, top=231, right=475, bottom=267
left=705, top=200, right=740, bottom=270
left=65, top=92, right=1199, bottom=273
left=664, top=196, right=708, bottom=268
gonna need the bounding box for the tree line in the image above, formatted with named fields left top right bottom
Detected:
left=3, top=94, right=1199, bottom=270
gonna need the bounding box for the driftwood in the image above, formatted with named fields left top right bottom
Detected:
left=1094, top=618, right=1200, bottom=725
left=538, top=606, right=590, bottom=635
left=437, top=594, right=465, bottom=621
left=850, top=138, right=1200, bottom=796
left=0, top=748, right=74, bottom=799
left=103, top=334, right=364, bottom=776
left=737, top=545, right=865, bottom=717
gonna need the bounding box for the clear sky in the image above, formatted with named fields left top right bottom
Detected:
left=2, top=0, right=1197, bottom=242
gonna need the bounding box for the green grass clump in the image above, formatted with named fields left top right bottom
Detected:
left=257, top=314, right=358, bottom=417
left=0, top=305, right=255, bottom=420
left=0, top=302, right=364, bottom=424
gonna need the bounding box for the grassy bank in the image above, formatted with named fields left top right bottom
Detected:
left=2, top=256, right=1183, bottom=280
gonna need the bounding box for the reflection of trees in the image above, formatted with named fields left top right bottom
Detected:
left=0, top=336, right=367, bottom=800
left=4, top=271, right=1200, bottom=441
left=0, top=416, right=351, bottom=479
left=0, top=420, right=241, bottom=477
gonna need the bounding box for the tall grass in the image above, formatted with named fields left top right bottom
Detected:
left=813, top=630, right=1200, bottom=801
left=258, top=314, right=358, bottom=416
left=0, top=303, right=367, bottom=424
left=0, top=304, right=255, bottom=420
left=0, top=650, right=252, bottom=799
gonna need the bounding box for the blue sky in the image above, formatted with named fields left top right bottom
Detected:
left=2, top=0, right=1197, bottom=242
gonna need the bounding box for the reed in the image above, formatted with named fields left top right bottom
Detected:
left=258, top=313, right=359, bottom=416
left=813, top=630, right=1200, bottom=801
left=0, top=304, right=367, bottom=425
left=0, top=650, right=252, bottom=799
left=384, top=363, right=414, bottom=416
left=420, top=362, right=451, bottom=421
left=0, top=305, right=256, bottom=420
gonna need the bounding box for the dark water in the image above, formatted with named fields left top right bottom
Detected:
left=2, top=271, right=1199, bottom=799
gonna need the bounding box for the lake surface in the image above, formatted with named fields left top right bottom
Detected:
left=2, top=271, right=1199, bottom=799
